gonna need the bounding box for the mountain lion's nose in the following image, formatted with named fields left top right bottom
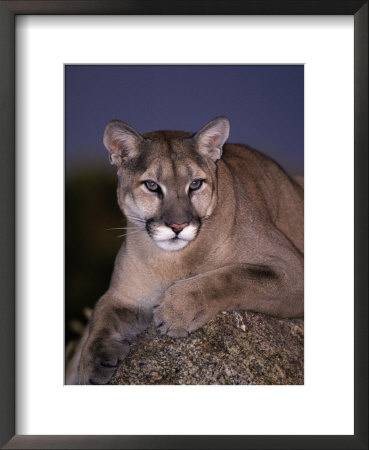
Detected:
left=169, top=222, right=189, bottom=233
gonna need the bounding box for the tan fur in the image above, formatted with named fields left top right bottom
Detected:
left=67, top=117, right=303, bottom=385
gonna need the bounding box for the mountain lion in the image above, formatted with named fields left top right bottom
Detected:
left=66, top=116, right=304, bottom=385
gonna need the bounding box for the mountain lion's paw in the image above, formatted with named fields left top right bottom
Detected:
left=153, top=284, right=208, bottom=338
left=78, top=337, right=129, bottom=385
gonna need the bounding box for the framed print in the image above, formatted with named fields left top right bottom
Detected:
left=0, top=1, right=367, bottom=449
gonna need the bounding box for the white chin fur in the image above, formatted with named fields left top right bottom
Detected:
left=152, top=223, right=198, bottom=252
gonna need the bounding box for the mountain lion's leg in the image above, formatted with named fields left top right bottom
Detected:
left=77, top=293, right=152, bottom=384
left=65, top=325, right=89, bottom=385
left=153, top=235, right=303, bottom=338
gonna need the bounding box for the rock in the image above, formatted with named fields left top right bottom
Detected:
left=110, top=310, right=304, bottom=385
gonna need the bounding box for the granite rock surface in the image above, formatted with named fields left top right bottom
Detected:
left=110, top=310, right=304, bottom=385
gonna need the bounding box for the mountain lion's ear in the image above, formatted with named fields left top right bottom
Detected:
left=103, top=120, right=142, bottom=166
left=193, top=116, right=230, bottom=162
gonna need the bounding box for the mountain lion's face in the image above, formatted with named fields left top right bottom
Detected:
left=103, top=118, right=230, bottom=251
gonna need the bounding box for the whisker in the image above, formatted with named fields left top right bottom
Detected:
left=117, top=230, right=144, bottom=239
left=125, top=214, right=146, bottom=223
left=105, top=227, right=137, bottom=231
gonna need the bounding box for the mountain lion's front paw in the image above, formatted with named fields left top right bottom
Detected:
left=78, top=336, right=130, bottom=385
left=153, top=283, right=210, bottom=338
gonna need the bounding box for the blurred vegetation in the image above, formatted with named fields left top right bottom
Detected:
left=65, top=167, right=124, bottom=345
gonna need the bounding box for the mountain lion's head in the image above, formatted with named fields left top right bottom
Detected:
left=103, top=117, right=230, bottom=251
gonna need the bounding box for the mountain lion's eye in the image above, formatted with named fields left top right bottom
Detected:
left=189, top=179, right=203, bottom=191
left=144, top=180, right=159, bottom=192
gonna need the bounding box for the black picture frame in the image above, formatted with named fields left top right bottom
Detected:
left=0, top=1, right=367, bottom=449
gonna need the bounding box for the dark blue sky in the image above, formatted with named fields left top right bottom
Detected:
left=65, top=65, right=304, bottom=175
